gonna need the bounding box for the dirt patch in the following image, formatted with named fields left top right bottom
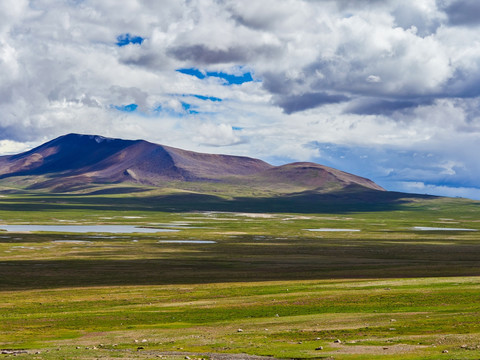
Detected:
left=153, top=351, right=278, bottom=360
left=117, top=350, right=280, bottom=360
left=331, top=343, right=429, bottom=355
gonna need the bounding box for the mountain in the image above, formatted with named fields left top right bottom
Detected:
left=0, top=133, right=384, bottom=194
left=243, top=162, right=383, bottom=192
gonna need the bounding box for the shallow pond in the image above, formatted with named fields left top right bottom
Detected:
left=0, top=225, right=179, bottom=234
left=52, top=240, right=92, bottom=243
left=158, top=240, right=216, bottom=244
left=304, top=228, right=361, bottom=232
left=412, top=226, right=477, bottom=231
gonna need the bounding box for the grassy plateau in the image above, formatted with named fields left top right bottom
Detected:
left=1, top=189, right=480, bottom=359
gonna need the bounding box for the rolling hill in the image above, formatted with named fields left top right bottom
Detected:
left=0, top=134, right=384, bottom=195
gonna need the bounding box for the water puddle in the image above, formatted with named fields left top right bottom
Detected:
left=52, top=240, right=92, bottom=244
left=158, top=240, right=216, bottom=244
left=304, top=228, right=361, bottom=232
left=412, top=226, right=477, bottom=232
left=10, top=246, right=36, bottom=250
left=0, top=225, right=179, bottom=234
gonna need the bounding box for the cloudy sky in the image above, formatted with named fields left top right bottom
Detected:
left=1, top=0, right=480, bottom=198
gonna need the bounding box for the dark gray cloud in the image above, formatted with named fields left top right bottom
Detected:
left=225, top=0, right=303, bottom=31
left=444, top=68, right=480, bottom=98
left=120, top=52, right=169, bottom=69
left=392, top=3, right=442, bottom=36
left=168, top=44, right=281, bottom=65
left=261, top=72, right=301, bottom=96
left=230, top=13, right=274, bottom=31
left=442, top=0, right=480, bottom=26
left=345, top=99, right=434, bottom=116
left=326, top=0, right=390, bottom=11
left=168, top=44, right=249, bottom=64
left=275, top=92, right=349, bottom=114
left=0, top=125, right=26, bottom=142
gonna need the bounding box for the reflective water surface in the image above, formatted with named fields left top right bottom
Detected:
left=0, top=225, right=179, bottom=233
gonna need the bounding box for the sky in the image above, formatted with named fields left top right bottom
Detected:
left=1, top=0, right=480, bottom=199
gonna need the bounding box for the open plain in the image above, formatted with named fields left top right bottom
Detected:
left=4, top=0, right=480, bottom=358
left=1, top=192, right=480, bottom=359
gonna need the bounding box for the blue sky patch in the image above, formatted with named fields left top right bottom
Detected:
left=113, top=103, right=138, bottom=112
left=116, top=33, right=144, bottom=47
left=181, top=102, right=199, bottom=114
left=181, top=102, right=192, bottom=111
left=304, top=141, right=474, bottom=196
left=177, top=68, right=254, bottom=85
left=232, top=126, right=243, bottom=131
left=192, top=94, right=222, bottom=102
left=210, top=71, right=253, bottom=85
left=153, top=102, right=201, bottom=117
left=177, top=68, right=206, bottom=79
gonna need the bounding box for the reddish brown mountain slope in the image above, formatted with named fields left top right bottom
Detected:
left=253, top=162, right=384, bottom=191
left=0, top=134, right=272, bottom=188
left=0, top=134, right=384, bottom=192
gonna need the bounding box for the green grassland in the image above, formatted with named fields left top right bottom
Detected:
left=1, top=190, right=480, bottom=359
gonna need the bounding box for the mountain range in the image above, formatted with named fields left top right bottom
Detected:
left=0, top=133, right=384, bottom=194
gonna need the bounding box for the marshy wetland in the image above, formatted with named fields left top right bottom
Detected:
left=1, top=193, right=480, bottom=359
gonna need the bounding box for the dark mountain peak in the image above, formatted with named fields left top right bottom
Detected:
left=59, top=133, right=121, bottom=146
left=11, top=133, right=136, bottom=158
left=4, top=133, right=142, bottom=177
left=0, top=134, right=272, bottom=189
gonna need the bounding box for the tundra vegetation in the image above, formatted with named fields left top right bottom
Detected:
left=1, top=191, right=480, bottom=359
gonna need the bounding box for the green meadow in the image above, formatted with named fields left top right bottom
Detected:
left=1, top=192, right=480, bottom=359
